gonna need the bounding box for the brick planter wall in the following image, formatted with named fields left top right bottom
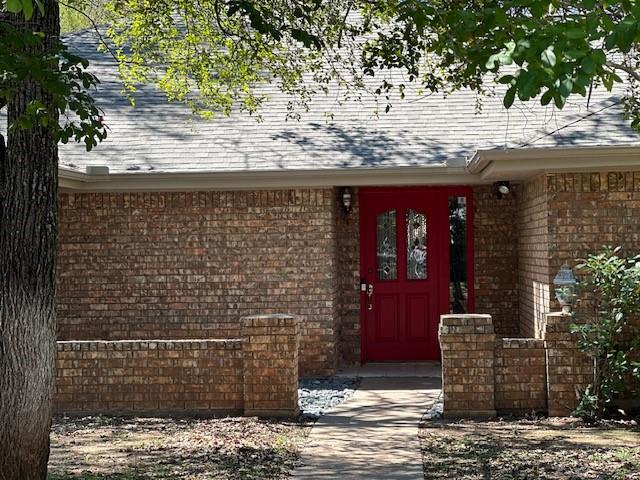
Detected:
left=440, top=312, right=590, bottom=417
left=439, top=314, right=496, bottom=418
left=242, top=314, right=300, bottom=417
left=495, top=338, right=547, bottom=413
left=54, top=315, right=300, bottom=417
left=543, top=312, right=591, bottom=416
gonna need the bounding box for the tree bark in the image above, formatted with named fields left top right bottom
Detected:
left=0, top=1, right=60, bottom=478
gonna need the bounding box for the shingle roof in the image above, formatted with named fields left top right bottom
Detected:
left=6, top=28, right=640, bottom=174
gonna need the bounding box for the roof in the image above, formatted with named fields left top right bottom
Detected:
left=2, top=28, right=640, bottom=186
left=61, top=29, right=640, bottom=174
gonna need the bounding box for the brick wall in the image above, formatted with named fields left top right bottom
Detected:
left=516, top=176, right=551, bottom=338
left=55, top=339, right=244, bottom=415
left=336, top=189, right=361, bottom=366
left=57, top=191, right=337, bottom=376
left=440, top=313, right=594, bottom=417
left=439, top=314, right=496, bottom=417
left=543, top=312, right=591, bottom=416
left=547, top=171, right=640, bottom=274
left=495, top=338, right=547, bottom=413
left=54, top=314, right=300, bottom=417
left=242, top=315, right=300, bottom=417
left=515, top=171, right=640, bottom=338
left=472, top=186, right=519, bottom=336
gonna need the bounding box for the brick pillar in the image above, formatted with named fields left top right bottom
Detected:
left=543, top=312, right=591, bottom=416
left=241, top=314, right=300, bottom=418
left=439, top=314, right=496, bottom=418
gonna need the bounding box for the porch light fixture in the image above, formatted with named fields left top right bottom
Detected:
left=553, top=264, right=577, bottom=314
left=339, top=187, right=353, bottom=214
left=492, top=181, right=511, bottom=199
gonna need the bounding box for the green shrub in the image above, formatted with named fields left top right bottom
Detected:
left=571, top=247, right=640, bottom=421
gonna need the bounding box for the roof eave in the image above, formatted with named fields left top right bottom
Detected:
left=58, top=163, right=481, bottom=192
left=468, top=144, right=640, bottom=181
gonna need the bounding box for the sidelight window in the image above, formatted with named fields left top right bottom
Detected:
left=449, top=196, right=468, bottom=313
left=376, top=210, right=397, bottom=280
left=406, top=209, right=427, bottom=280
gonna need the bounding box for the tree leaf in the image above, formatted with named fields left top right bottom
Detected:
left=581, top=56, right=596, bottom=74
left=21, top=0, right=34, bottom=20
left=6, top=0, right=23, bottom=13
left=559, top=77, right=574, bottom=97
left=504, top=86, right=516, bottom=108
left=541, top=46, right=556, bottom=67
left=565, top=27, right=585, bottom=40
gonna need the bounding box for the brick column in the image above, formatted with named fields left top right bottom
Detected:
left=241, top=314, right=300, bottom=418
left=439, top=314, right=496, bottom=418
left=543, top=312, right=591, bottom=416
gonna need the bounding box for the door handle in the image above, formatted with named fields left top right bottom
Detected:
left=367, top=283, right=374, bottom=310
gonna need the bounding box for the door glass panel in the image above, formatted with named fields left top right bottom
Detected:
left=406, top=209, right=427, bottom=280
left=449, top=196, right=468, bottom=313
left=376, top=210, right=397, bottom=280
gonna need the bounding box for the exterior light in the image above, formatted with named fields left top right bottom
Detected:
left=553, top=263, right=577, bottom=314
left=492, top=181, right=511, bottom=199
left=339, top=187, right=353, bottom=215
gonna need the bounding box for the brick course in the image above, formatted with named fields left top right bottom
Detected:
left=336, top=189, right=361, bottom=366
left=440, top=313, right=594, bottom=417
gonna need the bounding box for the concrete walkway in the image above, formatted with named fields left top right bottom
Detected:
left=294, top=374, right=441, bottom=479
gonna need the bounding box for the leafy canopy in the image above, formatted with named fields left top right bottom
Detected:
left=1, top=0, right=107, bottom=150
left=3, top=0, right=640, bottom=151
left=104, top=0, right=640, bottom=129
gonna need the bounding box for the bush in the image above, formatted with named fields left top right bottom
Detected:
left=571, top=247, right=640, bottom=421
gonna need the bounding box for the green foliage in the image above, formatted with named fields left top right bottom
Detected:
left=3, top=0, right=43, bottom=20
left=105, top=0, right=344, bottom=118
left=1, top=5, right=107, bottom=150
left=58, top=0, right=110, bottom=34
left=357, top=1, right=640, bottom=126
left=571, top=247, right=640, bottom=421
left=99, top=1, right=640, bottom=129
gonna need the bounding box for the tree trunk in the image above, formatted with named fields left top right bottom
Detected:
left=0, top=2, right=60, bottom=478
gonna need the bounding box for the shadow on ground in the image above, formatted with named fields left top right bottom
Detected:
left=420, top=417, right=640, bottom=480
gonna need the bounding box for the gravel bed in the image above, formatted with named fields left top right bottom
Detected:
left=298, top=377, right=359, bottom=420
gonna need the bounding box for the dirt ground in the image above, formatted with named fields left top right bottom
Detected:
left=420, top=416, right=640, bottom=479
left=47, top=415, right=308, bottom=480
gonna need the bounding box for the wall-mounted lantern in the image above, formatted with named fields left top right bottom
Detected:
left=553, top=263, right=577, bottom=314
left=492, top=180, right=511, bottom=199
left=339, top=187, right=353, bottom=215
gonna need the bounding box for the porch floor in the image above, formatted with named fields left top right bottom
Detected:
left=336, top=361, right=441, bottom=378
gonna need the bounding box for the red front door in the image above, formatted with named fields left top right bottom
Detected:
left=359, top=187, right=473, bottom=362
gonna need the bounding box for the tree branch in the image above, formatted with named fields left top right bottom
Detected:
left=606, top=60, right=640, bottom=82
left=55, top=0, right=119, bottom=63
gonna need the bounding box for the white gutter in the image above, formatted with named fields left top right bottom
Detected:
left=468, top=144, right=640, bottom=180
left=58, top=144, right=640, bottom=192
left=58, top=163, right=482, bottom=192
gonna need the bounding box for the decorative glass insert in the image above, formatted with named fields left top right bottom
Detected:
left=406, top=209, right=427, bottom=280
left=376, top=210, right=397, bottom=280
left=449, top=196, right=468, bottom=313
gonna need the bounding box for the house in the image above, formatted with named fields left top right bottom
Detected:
left=44, top=30, right=640, bottom=415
